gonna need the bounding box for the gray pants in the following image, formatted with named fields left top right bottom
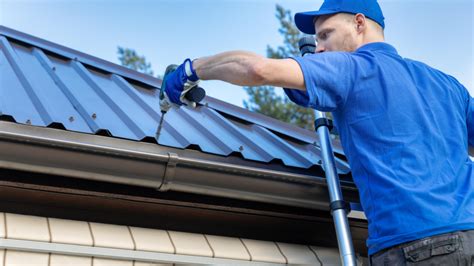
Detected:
left=369, top=230, right=474, bottom=265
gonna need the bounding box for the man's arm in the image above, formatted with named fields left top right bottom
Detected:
left=164, top=50, right=355, bottom=109
left=193, top=51, right=306, bottom=90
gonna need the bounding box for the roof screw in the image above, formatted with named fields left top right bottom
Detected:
left=205, top=102, right=209, bottom=107
left=51, top=66, right=56, bottom=71
left=318, top=160, right=323, bottom=165
left=91, top=113, right=97, bottom=119
left=69, top=116, right=74, bottom=122
left=239, top=145, right=244, bottom=151
left=26, top=119, right=31, bottom=125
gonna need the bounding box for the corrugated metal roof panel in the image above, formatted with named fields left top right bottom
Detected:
left=0, top=26, right=350, bottom=174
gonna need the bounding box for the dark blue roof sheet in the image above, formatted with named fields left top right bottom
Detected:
left=0, top=26, right=350, bottom=173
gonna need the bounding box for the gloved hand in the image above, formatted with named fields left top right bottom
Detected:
left=163, top=58, right=200, bottom=108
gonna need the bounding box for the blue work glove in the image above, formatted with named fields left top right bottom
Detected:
left=164, top=58, right=200, bottom=107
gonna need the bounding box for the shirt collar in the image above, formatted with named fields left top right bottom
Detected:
left=355, top=42, right=398, bottom=54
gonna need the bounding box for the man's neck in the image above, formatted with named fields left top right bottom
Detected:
left=357, top=35, right=385, bottom=50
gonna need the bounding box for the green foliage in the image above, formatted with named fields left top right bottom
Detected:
left=243, top=86, right=314, bottom=127
left=117, top=46, right=154, bottom=76
left=266, top=5, right=302, bottom=59
left=243, top=5, right=315, bottom=130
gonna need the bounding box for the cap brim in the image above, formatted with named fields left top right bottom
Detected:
left=295, top=10, right=338, bottom=35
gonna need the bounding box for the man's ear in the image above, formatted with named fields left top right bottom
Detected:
left=354, top=13, right=366, bottom=33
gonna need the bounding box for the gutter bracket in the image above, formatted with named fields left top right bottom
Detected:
left=158, top=152, right=179, bottom=191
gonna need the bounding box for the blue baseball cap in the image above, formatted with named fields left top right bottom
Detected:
left=295, top=0, right=385, bottom=35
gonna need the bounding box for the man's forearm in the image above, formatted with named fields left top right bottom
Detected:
left=192, top=51, right=306, bottom=90
left=192, top=51, right=267, bottom=86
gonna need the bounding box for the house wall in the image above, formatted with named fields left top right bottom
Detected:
left=1, top=251, right=171, bottom=266
left=0, top=212, right=346, bottom=265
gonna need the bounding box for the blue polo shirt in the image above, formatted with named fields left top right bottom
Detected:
left=285, top=42, right=474, bottom=255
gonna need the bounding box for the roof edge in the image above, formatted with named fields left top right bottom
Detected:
left=0, top=121, right=359, bottom=210
left=0, top=25, right=161, bottom=89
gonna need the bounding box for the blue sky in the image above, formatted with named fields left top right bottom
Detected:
left=1, top=0, right=472, bottom=107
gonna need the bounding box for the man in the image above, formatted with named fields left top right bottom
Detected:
left=164, top=0, right=474, bottom=264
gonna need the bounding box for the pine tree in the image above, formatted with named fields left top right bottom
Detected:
left=117, top=46, right=154, bottom=76
left=243, top=5, right=315, bottom=130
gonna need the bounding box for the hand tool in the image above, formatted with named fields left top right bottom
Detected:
left=156, top=64, right=206, bottom=141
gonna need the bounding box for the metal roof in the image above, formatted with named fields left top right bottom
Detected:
left=0, top=26, right=350, bottom=174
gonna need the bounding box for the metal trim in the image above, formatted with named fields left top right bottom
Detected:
left=0, top=238, right=284, bottom=266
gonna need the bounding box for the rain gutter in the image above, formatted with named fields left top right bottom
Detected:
left=0, top=121, right=358, bottom=210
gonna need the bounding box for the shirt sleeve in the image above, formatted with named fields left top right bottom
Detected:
left=283, top=88, right=310, bottom=107
left=287, top=52, right=356, bottom=112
